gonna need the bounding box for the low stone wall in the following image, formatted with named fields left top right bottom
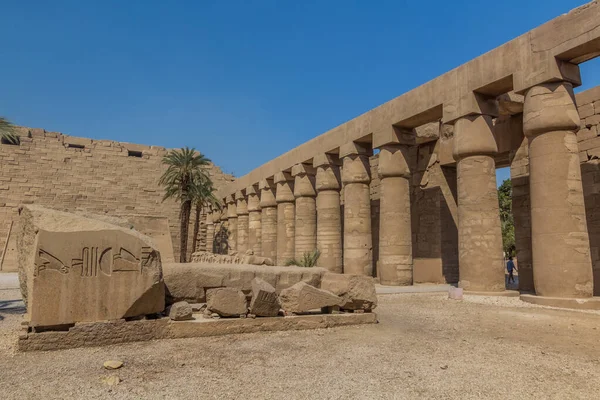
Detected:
left=18, top=313, right=378, bottom=352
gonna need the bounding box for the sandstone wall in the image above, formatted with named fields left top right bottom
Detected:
left=0, top=127, right=234, bottom=270
left=578, top=87, right=600, bottom=294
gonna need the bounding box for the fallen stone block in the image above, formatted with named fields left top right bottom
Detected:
left=249, top=278, right=280, bottom=317
left=320, top=273, right=377, bottom=311
left=169, top=301, right=193, bottom=321
left=448, top=286, right=463, bottom=300
left=17, top=205, right=165, bottom=328
left=207, top=287, right=247, bottom=317
left=279, top=282, right=342, bottom=313
left=163, top=263, right=327, bottom=304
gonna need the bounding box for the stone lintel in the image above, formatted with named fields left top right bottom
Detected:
left=514, top=57, right=581, bottom=95
left=443, top=92, right=499, bottom=124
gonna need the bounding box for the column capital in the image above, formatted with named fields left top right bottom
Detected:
left=245, top=184, right=259, bottom=196
left=236, top=193, right=248, bottom=216
left=274, top=171, right=295, bottom=203
left=258, top=179, right=277, bottom=208
left=339, top=142, right=371, bottom=158
left=246, top=184, right=261, bottom=212
left=292, top=163, right=316, bottom=198
left=378, top=144, right=411, bottom=179
left=313, top=153, right=340, bottom=168
left=315, top=157, right=341, bottom=192
left=452, top=114, right=498, bottom=161
left=226, top=200, right=237, bottom=219
left=523, top=82, right=580, bottom=138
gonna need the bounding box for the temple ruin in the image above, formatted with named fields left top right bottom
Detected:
left=209, top=2, right=600, bottom=308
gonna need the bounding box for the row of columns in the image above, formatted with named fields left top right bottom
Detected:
left=205, top=81, right=594, bottom=300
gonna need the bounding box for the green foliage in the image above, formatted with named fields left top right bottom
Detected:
left=0, top=117, right=20, bottom=145
left=498, top=178, right=515, bottom=257
left=159, top=147, right=212, bottom=262
left=285, top=249, right=321, bottom=268
left=159, top=147, right=211, bottom=203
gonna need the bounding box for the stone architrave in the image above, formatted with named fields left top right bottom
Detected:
left=313, top=154, right=342, bottom=273
left=523, top=82, right=594, bottom=298
left=206, top=287, right=248, bottom=317
left=453, top=114, right=506, bottom=293
left=340, top=142, right=373, bottom=276
left=279, top=281, right=342, bottom=313
left=249, top=277, right=280, bottom=317
left=292, top=163, right=317, bottom=259
left=377, top=144, right=413, bottom=286
left=18, top=205, right=165, bottom=328
left=275, top=172, right=295, bottom=265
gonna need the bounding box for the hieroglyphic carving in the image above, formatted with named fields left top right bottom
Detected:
left=190, top=250, right=274, bottom=266
left=34, top=245, right=148, bottom=278
left=34, top=249, right=69, bottom=276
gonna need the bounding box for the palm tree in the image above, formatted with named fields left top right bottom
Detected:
left=159, top=147, right=210, bottom=262
left=0, top=117, right=19, bottom=145
left=191, top=176, right=221, bottom=253
left=285, top=249, right=321, bottom=268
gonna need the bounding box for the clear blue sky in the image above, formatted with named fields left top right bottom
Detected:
left=2, top=0, right=599, bottom=186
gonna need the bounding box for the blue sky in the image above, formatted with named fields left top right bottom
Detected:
left=2, top=0, right=599, bottom=186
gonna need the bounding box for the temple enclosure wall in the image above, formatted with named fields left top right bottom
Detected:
left=0, top=128, right=234, bottom=270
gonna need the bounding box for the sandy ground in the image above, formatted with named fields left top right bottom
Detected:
left=2, top=288, right=600, bottom=399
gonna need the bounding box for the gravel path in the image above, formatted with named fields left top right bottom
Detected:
left=1, top=289, right=600, bottom=399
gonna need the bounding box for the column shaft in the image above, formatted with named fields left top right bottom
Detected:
left=378, top=144, right=413, bottom=285
left=314, top=154, right=342, bottom=273
left=523, top=82, right=593, bottom=298
left=342, top=148, right=372, bottom=276
left=293, top=164, right=317, bottom=259
left=247, top=189, right=262, bottom=256
left=205, top=212, right=215, bottom=254
left=454, top=115, right=505, bottom=292
left=259, top=180, right=278, bottom=261
left=236, top=193, right=249, bottom=254
left=275, top=172, right=295, bottom=264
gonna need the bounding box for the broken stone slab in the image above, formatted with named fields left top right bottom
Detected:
left=207, top=287, right=247, bottom=317
left=320, top=273, right=377, bottom=311
left=279, top=281, right=342, bottom=313
left=169, top=301, right=193, bottom=321
left=163, top=263, right=327, bottom=304
left=249, top=278, right=280, bottom=317
left=17, top=205, right=165, bottom=328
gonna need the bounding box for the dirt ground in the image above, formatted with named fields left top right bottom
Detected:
left=2, top=288, right=600, bottom=400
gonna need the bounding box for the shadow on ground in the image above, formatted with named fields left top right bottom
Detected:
left=0, top=299, right=26, bottom=321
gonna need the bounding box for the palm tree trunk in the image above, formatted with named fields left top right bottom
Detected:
left=192, top=202, right=201, bottom=254
left=179, top=199, right=192, bottom=263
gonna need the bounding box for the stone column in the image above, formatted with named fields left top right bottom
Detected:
left=275, top=172, right=295, bottom=265
left=523, top=82, right=593, bottom=298
left=205, top=209, right=215, bottom=254
left=377, top=144, right=413, bottom=285
left=259, top=179, right=278, bottom=262
left=235, top=191, right=249, bottom=255
left=314, top=153, right=342, bottom=273
left=218, top=209, right=228, bottom=255
left=246, top=184, right=262, bottom=256
left=453, top=114, right=505, bottom=293
left=341, top=142, right=373, bottom=276
left=226, top=196, right=238, bottom=255
left=292, top=163, right=317, bottom=259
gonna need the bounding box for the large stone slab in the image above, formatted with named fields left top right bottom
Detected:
left=279, top=281, right=342, bottom=313
left=320, top=273, right=377, bottom=311
left=249, top=278, right=280, bottom=317
left=207, top=288, right=247, bottom=317
left=163, top=262, right=326, bottom=304
left=18, top=205, right=165, bottom=328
